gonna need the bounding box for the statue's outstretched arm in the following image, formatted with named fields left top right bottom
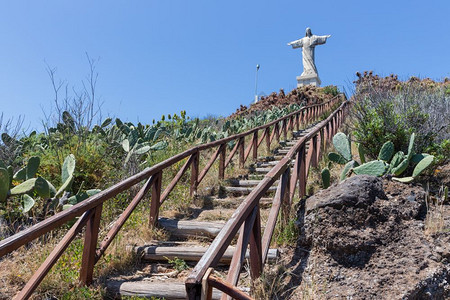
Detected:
left=287, top=39, right=303, bottom=48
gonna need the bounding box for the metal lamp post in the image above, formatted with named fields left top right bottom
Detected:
left=254, top=64, right=260, bottom=103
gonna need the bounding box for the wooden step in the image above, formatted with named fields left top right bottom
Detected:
left=212, top=196, right=273, bottom=209
left=256, top=160, right=280, bottom=167
left=255, top=167, right=273, bottom=173
left=159, top=218, right=225, bottom=238
left=223, top=186, right=277, bottom=195
left=230, top=179, right=280, bottom=186
left=133, top=245, right=279, bottom=263
left=106, top=281, right=222, bottom=300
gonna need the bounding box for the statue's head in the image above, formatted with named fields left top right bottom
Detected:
left=305, top=27, right=312, bottom=37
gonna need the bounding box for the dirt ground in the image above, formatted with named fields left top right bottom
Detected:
left=281, top=175, right=450, bottom=299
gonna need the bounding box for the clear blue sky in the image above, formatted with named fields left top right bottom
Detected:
left=1, top=0, right=449, bottom=130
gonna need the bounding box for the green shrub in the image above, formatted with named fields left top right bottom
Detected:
left=351, top=75, right=449, bottom=160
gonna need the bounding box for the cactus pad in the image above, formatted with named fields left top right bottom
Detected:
left=328, top=152, right=348, bottom=164
left=321, top=168, right=331, bottom=188
left=340, top=160, right=358, bottom=181
left=0, top=168, right=9, bottom=203
left=378, top=141, right=394, bottom=162
left=412, top=155, right=434, bottom=177
left=332, top=132, right=352, bottom=161
left=353, top=160, right=387, bottom=177
left=10, top=178, right=37, bottom=195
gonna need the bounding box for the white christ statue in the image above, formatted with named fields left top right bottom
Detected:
left=288, top=27, right=331, bottom=86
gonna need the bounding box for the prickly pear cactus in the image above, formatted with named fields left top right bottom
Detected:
left=321, top=168, right=331, bottom=188
left=332, top=132, right=352, bottom=161
left=352, top=160, right=387, bottom=177
left=0, top=168, right=9, bottom=204
left=328, top=152, right=348, bottom=164
left=390, top=151, right=405, bottom=169
left=412, top=155, right=434, bottom=177
left=391, top=158, right=409, bottom=176
left=357, top=143, right=366, bottom=164
left=340, top=160, right=359, bottom=181
left=407, top=133, right=415, bottom=160
left=378, top=141, right=394, bottom=162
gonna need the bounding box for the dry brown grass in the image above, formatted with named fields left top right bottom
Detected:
left=425, top=185, right=447, bottom=235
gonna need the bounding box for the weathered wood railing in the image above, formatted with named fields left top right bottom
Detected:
left=0, top=96, right=341, bottom=299
left=186, top=100, right=349, bottom=300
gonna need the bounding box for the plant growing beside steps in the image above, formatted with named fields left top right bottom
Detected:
left=323, top=132, right=435, bottom=185
left=0, top=154, right=100, bottom=215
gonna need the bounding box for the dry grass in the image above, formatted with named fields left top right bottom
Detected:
left=251, top=262, right=288, bottom=300
left=295, top=260, right=328, bottom=300
left=425, top=185, right=447, bottom=235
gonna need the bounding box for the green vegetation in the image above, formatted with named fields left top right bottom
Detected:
left=166, top=256, right=189, bottom=272
left=327, top=132, right=435, bottom=182
left=352, top=73, right=449, bottom=161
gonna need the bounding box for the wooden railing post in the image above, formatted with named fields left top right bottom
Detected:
left=190, top=152, right=199, bottom=197
left=298, top=145, right=307, bottom=198
left=282, top=119, right=287, bottom=141
left=281, top=168, right=291, bottom=225
left=249, top=206, right=262, bottom=279
left=149, top=171, right=162, bottom=227
left=252, top=131, right=258, bottom=160
left=311, top=135, right=318, bottom=168
left=275, top=123, right=280, bottom=143
left=265, top=127, right=271, bottom=155
left=295, top=113, right=300, bottom=131
left=80, top=204, right=103, bottom=285
left=238, top=137, right=245, bottom=168
left=219, top=144, right=226, bottom=180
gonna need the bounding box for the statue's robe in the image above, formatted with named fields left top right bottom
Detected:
left=289, top=35, right=329, bottom=76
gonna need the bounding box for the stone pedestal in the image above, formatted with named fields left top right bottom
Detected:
left=296, top=74, right=321, bottom=87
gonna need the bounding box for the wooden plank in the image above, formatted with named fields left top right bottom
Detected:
left=224, top=186, right=277, bottom=194
left=219, top=144, right=225, bottom=180
left=80, top=203, right=103, bottom=285
left=161, top=155, right=194, bottom=204
left=311, top=135, right=319, bottom=168
left=224, top=206, right=258, bottom=294
left=249, top=206, right=262, bottom=279
left=265, top=127, right=271, bottom=155
left=208, top=275, right=254, bottom=300
left=107, top=280, right=222, bottom=300
left=13, top=210, right=93, bottom=300
left=239, top=137, right=245, bottom=168
left=269, top=123, right=277, bottom=144
left=198, top=144, right=223, bottom=184
left=96, top=176, right=154, bottom=262
left=261, top=171, right=286, bottom=263
left=202, top=268, right=214, bottom=300
left=190, top=152, right=199, bottom=197
left=149, top=171, right=162, bottom=227
left=135, top=245, right=278, bottom=263
left=252, top=131, right=258, bottom=160
left=256, top=128, right=266, bottom=147
left=298, top=145, right=307, bottom=198
left=243, top=136, right=253, bottom=163
left=282, top=119, right=287, bottom=141
left=224, top=138, right=240, bottom=168
left=158, top=218, right=226, bottom=238
left=289, top=150, right=301, bottom=202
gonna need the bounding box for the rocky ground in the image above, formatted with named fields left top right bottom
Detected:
left=230, top=86, right=337, bottom=118
left=281, top=175, right=450, bottom=299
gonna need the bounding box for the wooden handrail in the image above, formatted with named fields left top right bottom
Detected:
left=185, top=100, right=348, bottom=299
left=0, top=94, right=341, bottom=299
